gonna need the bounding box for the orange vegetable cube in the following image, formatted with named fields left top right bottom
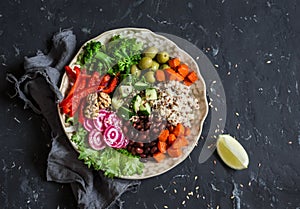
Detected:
left=153, top=152, right=166, bottom=163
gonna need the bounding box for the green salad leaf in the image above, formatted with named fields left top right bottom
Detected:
left=71, top=126, right=144, bottom=178
left=77, top=35, right=143, bottom=78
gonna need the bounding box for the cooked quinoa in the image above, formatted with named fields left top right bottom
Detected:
left=152, top=80, right=200, bottom=127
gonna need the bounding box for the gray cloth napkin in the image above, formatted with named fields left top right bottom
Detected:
left=7, top=29, right=140, bottom=209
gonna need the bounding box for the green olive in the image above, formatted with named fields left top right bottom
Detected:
left=143, top=46, right=158, bottom=59
left=144, top=71, right=156, bottom=83
left=130, top=65, right=141, bottom=77
left=156, top=51, right=170, bottom=64
left=151, top=61, right=159, bottom=71
left=139, top=57, right=153, bottom=70
left=160, top=64, right=170, bottom=69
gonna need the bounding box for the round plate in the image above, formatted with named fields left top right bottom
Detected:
left=58, top=28, right=208, bottom=179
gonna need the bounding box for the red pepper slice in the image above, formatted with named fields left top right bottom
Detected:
left=88, top=71, right=101, bottom=87
left=69, top=85, right=99, bottom=116
left=99, top=74, right=111, bottom=87
left=78, top=100, right=85, bottom=124
left=102, top=76, right=118, bottom=94
left=60, top=66, right=88, bottom=115
left=102, top=73, right=120, bottom=94
left=65, top=66, right=77, bottom=82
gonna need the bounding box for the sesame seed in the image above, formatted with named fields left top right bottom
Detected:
left=195, top=186, right=200, bottom=190
left=164, top=205, right=168, bottom=208
left=266, top=60, right=272, bottom=64
left=182, top=200, right=186, bottom=205
left=288, top=141, right=292, bottom=144
left=183, top=187, right=186, bottom=191
left=235, top=112, right=239, bottom=116
left=194, top=176, right=198, bottom=180
left=174, top=189, right=177, bottom=193
left=186, top=195, right=190, bottom=199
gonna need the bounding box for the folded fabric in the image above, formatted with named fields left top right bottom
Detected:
left=7, top=29, right=140, bottom=209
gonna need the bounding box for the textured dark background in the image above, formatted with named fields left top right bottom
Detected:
left=1, top=0, right=300, bottom=208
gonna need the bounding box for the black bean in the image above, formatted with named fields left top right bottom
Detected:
left=150, top=141, right=157, bottom=147
left=123, top=126, right=128, bottom=134
left=140, top=135, right=147, bottom=141
left=136, top=148, right=143, bottom=154
left=135, top=142, right=144, bottom=148
left=136, top=124, right=142, bottom=130
left=150, top=146, right=158, bottom=154
left=153, top=128, right=159, bottom=134
left=144, top=147, right=151, bottom=154
left=140, top=154, right=147, bottom=158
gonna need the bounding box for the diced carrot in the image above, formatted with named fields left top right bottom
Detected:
left=183, top=78, right=193, bottom=86
left=178, top=136, right=189, bottom=146
left=177, top=64, right=189, bottom=77
left=158, top=141, right=167, bottom=153
left=173, top=123, right=185, bottom=137
left=155, top=69, right=166, bottom=81
left=165, top=68, right=184, bottom=81
left=172, top=136, right=189, bottom=149
left=158, top=129, right=169, bottom=142
left=168, top=57, right=181, bottom=68
left=153, top=152, right=166, bottom=163
left=167, top=134, right=176, bottom=145
left=165, top=68, right=177, bottom=80
left=186, top=71, right=198, bottom=83
left=167, top=147, right=182, bottom=158
left=184, top=127, right=191, bottom=136
left=174, top=73, right=184, bottom=81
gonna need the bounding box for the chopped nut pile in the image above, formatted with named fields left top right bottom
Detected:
left=84, top=92, right=111, bottom=119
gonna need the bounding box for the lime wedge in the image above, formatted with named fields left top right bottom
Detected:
left=216, top=134, right=249, bottom=170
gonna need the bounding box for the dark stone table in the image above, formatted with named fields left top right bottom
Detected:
left=1, top=0, right=299, bottom=208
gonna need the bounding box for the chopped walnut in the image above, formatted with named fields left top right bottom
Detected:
left=84, top=93, right=99, bottom=119
left=97, top=92, right=111, bottom=109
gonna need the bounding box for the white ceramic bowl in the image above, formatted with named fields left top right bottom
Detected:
left=58, top=28, right=208, bottom=179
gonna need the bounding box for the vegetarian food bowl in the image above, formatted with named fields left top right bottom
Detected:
left=58, top=28, right=208, bottom=179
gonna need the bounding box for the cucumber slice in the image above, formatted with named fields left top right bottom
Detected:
left=145, top=88, right=157, bottom=100
left=133, top=95, right=142, bottom=113
left=118, top=85, right=133, bottom=98
left=117, top=106, right=133, bottom=120
left=111, top=97, right=123, bottom=110
left=139, top=102, right=151, bottom=115
left=134, top=81, right=149, bottom=91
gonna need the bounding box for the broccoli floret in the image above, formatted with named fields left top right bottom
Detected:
left=79, top=41, right=103, bottom=65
